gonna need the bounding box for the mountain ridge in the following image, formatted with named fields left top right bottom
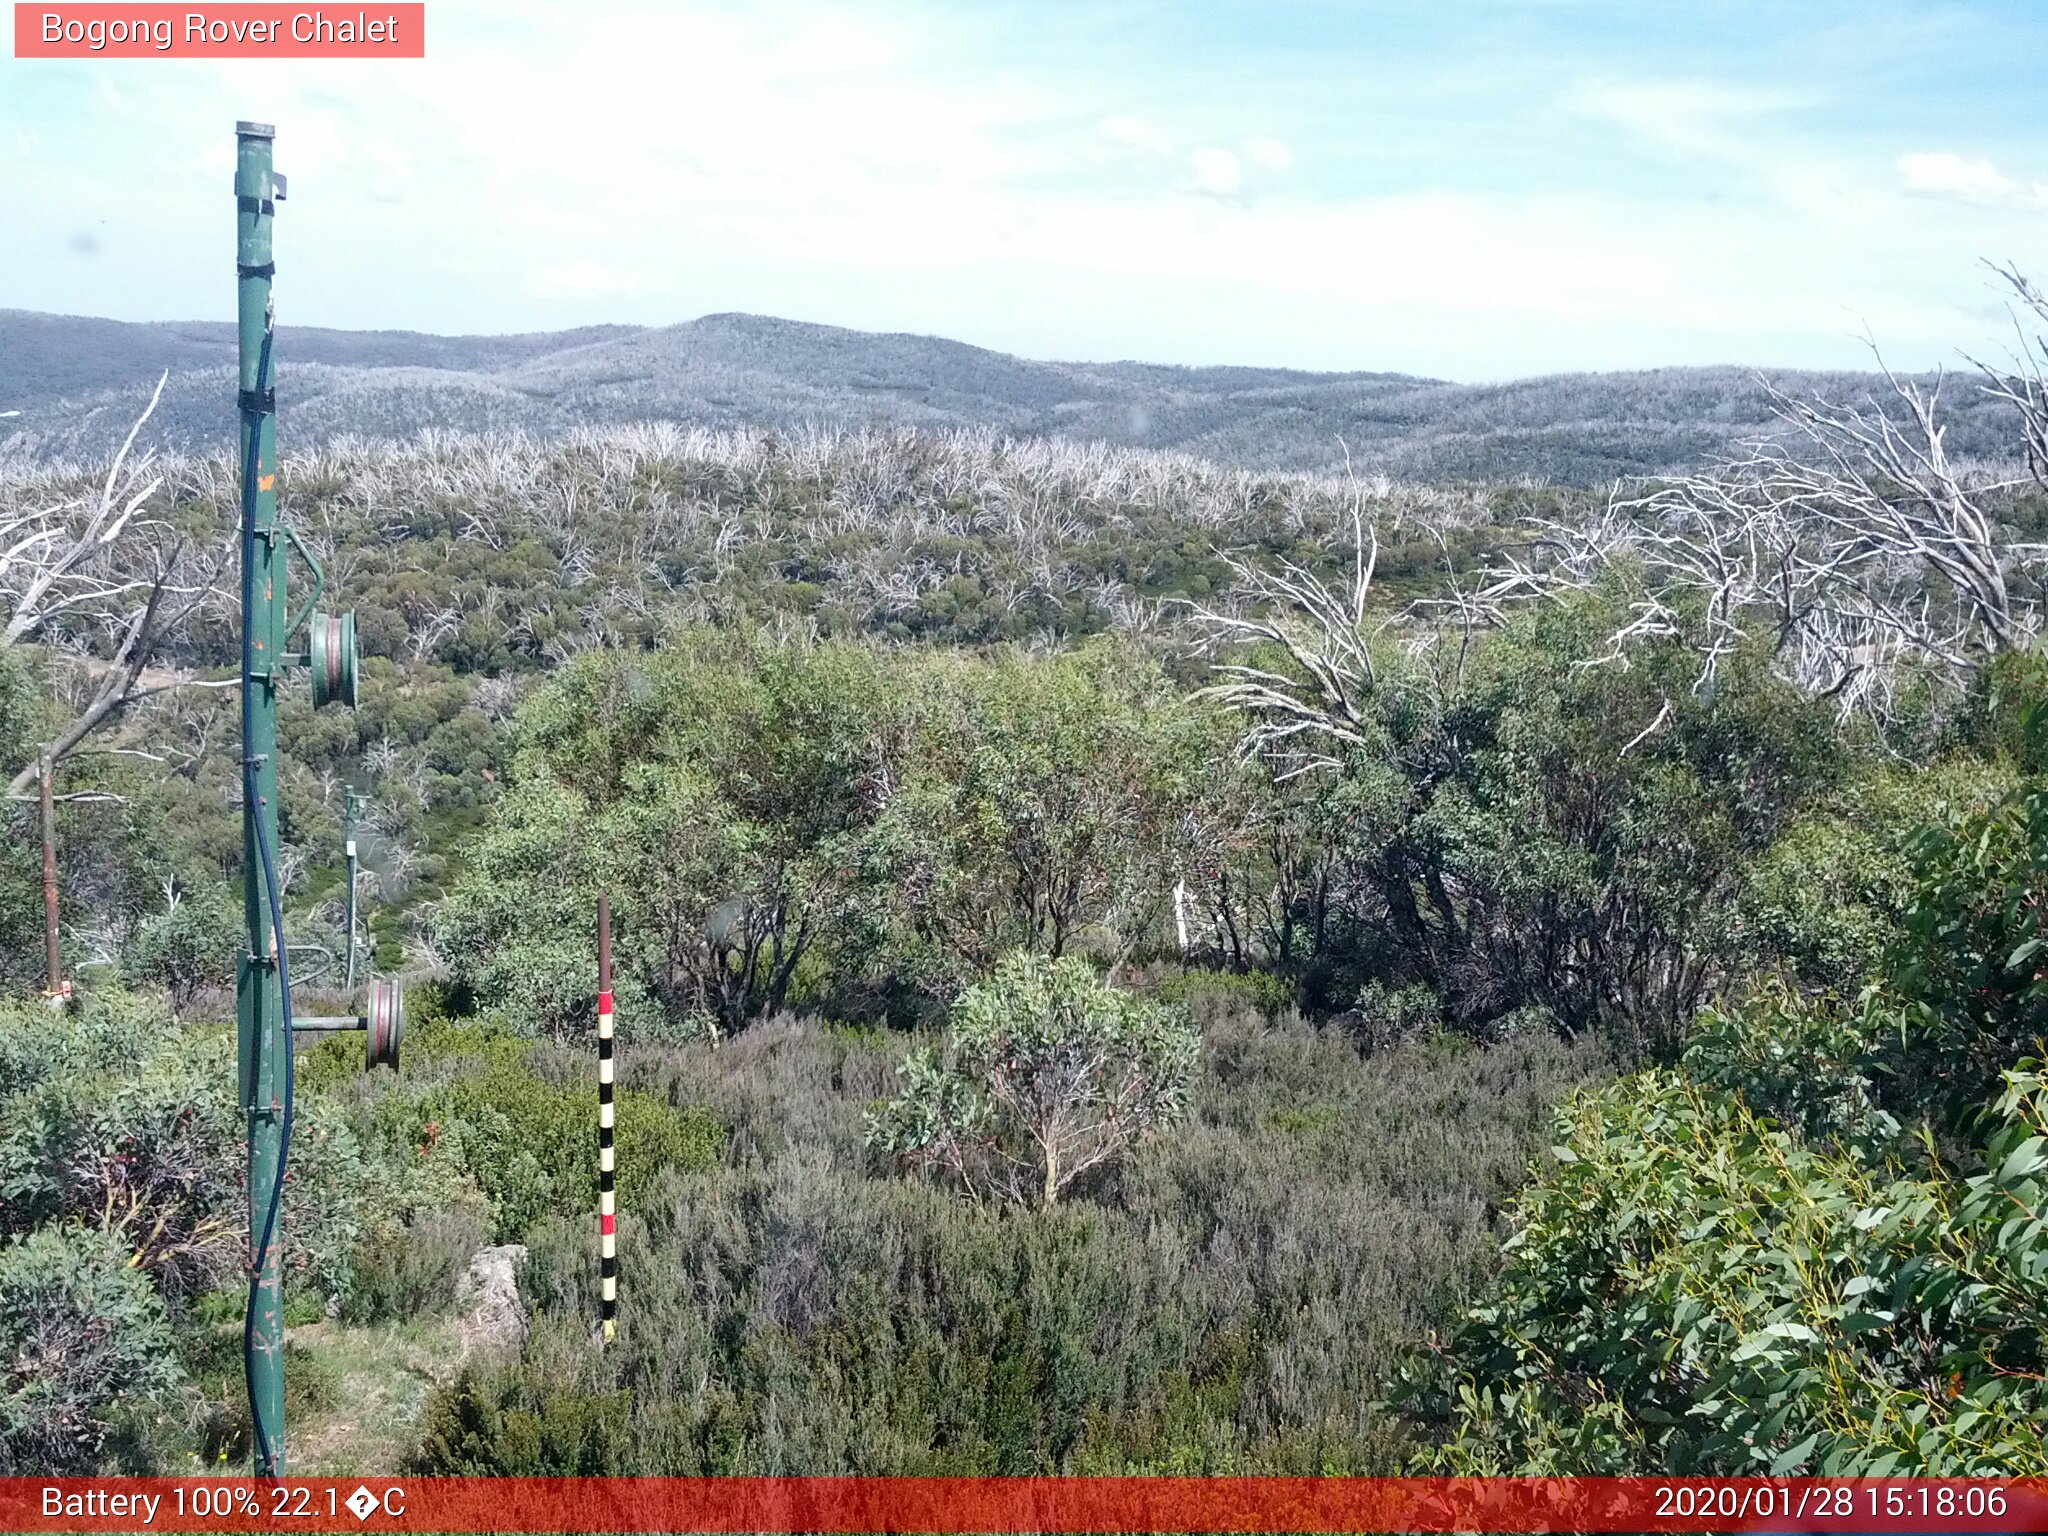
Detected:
left=0, top=307, right=2017, bottom=485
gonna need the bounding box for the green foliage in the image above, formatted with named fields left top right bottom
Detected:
left=1405, top=726, right=2048, bottom=1475
left=1418, top=589, right=1838, bottom=1045
left=415, top=1361, right=633, bottom=1474
left=0, top=986, right=420, bottom=1408
left=0, top=650, right=45, bottom=991
left=416, top=1004, right=1604, bottom=1475
left=1154, top=968, right=1296, bottom=1025
left=438, top=631, right=909, bottom=1038
left=882, top=647, right=1243, bottom=983
left=121, top=886, right=243, bottom=1010
left=440, top=633, right=1237, bottom=1038
left=343, top=1023, right=722, bottom=1249
left=9, top=422, right=1504, bottom=1001
left=1961, top=649, right=2048, bottom=774
left=432, top=776, right=610, bottom=1038
left=867, top=953, right=1201, bottom=1206
left=434, top=1054, right=722, bottom=1240
left=0, top=1223, right=182, bottom=1473
left=1738, top=759, right=2016, bottom=997
left=1397, top=1066, right=2048, bottom=1475
left=341, top=1203, right=495, bottom=1325
left=1890, top=734, right=2048, bottom=1117
left=1345, top=981, right=1445, bottom=1052
left=1684, top=984, right=1900, bottom=1155
left=11, top=398, right=2040, bottom=1480
left=1206, top=586, right=1845, bottom=1048
left=0, top=991, right=337, bottom=1300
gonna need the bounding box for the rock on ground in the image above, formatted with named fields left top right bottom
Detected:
left=454, top=1243, right=529, bottom=1357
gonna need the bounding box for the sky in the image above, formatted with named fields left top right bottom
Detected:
left=4, top=0, right=2048, bottom=380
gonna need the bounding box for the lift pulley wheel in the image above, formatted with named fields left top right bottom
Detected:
left=309, top=610, right=358, bottom=709
left=365, top=977, right=405, bottom=1070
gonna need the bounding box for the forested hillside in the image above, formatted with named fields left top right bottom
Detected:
left=1, top=306, right=2023, bottom=485
left=4, top=280, right=2047, bottom=1477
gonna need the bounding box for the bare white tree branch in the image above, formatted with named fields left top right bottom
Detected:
left=2, top=377, right=231, bottom=793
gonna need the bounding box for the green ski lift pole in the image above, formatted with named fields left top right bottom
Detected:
left=235, top=121, right=370, bottom=1477
left=235, top=119, right=289, bottom=1477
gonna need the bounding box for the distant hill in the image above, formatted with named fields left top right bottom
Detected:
left=0, top=308, right=2019, bottom=485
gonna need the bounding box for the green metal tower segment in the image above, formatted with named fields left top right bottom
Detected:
left=234, top=119, right=289, bottom=1477
left=230, top=120, right=375, bottom=1476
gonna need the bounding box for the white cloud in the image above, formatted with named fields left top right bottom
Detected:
left=1243, top=136, right=1295, bottom=173
left=1569, top=79, right=1818, bottom=159
left=1098, top=115, right=1171, bottom=153
left=1566, top=76, right=1869, bottom=221
left=1183, top=139, right=1296, bottom=197
left=1897, top=152, right=2048, bottom=211
left=6, top=2, right=2038, bottom=377
left=1185, top=147, right=1243, bottom=196
left=362, top=139, right=413, bottom=203
left=1100, top=120, right=1292, bottom=199
left=523, top=261, right=665, bottom=299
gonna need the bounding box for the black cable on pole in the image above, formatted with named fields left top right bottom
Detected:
left=239, top=322, right=296, bottom=1476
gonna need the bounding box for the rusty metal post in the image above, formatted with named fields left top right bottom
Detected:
left=40, top=751, right=60, bottom=996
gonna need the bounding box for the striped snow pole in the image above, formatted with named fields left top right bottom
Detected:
left=597, top=892, right=617, bottom=1343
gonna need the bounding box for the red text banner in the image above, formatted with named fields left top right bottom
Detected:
left=13, top=5, right=425, bottom=58
left=4, top=1477, right=2048, bottom=1533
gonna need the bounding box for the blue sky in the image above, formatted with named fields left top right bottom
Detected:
left=4, top=0, right=2047, bottom=378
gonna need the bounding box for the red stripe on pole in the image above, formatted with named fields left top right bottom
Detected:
left=4, top=1477, right=2046, bottom=1532
left=600, top=1213, right=616, bottom=1235
left=598, top=989, right=615, bottom=1012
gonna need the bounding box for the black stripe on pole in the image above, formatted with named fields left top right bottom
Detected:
left=598, top=892, right=617, bottom=1340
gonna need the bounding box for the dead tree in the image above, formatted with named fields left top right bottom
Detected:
left=1187, top=498, right=1392, bottom=780
left=1, top=375, right=229, bottom=798
left=1175, top=274, right=2048, bottom=1026
left=1461, top=272, right=2048, bottom=728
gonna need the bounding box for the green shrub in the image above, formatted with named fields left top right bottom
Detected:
left=1962, top=649, right=2048, bottom=773
left=1738, top=759, right=2015, bottom=997
left=1395, top=1063, right=2048, bottom=1475
left=1890, top=738, right=2048, bottom=1118
left=340, top=1199, right=495, bottom=1324
left=414, top=1006, right=1603, bottom=1475
left=1, top=994, right=244, bottom=1297
left=0, top=1224, right=182, bottom=1473
left=437, top=633, right=909, bottom=1040
left=617, top=1092, right=726, bottom=1201
left=355, top=1030, right=724, bottom=1246
left=0, top=989, right=372, bottom=1307
left=1345, top=981, right=1443, bottom=1052
left=1405, top=734, right=2048, bottom=1475
left=867, top=953, right=1200, bottom=1206
left=445, top=1064, right=720, bottom=1238
left=122, top=887, right=243, bottom=1010
left=414, top=1355, right=633, bottom=1474
left=881, top=645, right=1243, bottom=983
left=1155, top=969, right=1295, bottom=1024
left=1684, top=983, right=1900, bottom=1154
left=438, top=635, right=1242, bottom=1039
